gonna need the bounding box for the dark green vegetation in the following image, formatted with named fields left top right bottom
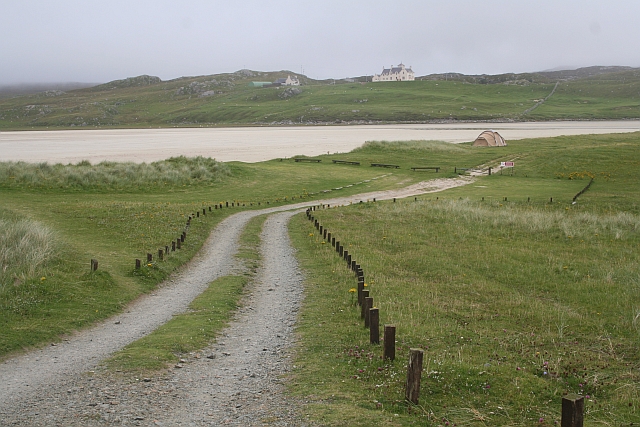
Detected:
left=289, top=134, right=640, bottom=425
left=1, top=67, right=639, bottom=129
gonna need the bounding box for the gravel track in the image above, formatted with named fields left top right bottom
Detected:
left=0, top=178, right=472, bottom=426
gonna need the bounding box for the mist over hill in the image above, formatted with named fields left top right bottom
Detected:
left=418, top=66, right=637, bottom=84
left=0, top=82, right=100, bottom=99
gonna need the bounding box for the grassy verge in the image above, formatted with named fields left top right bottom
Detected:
left=0, top=200, right=221, bottom=358
left=289, top=198, right=640, bottom=425
left=104, top=214, right=266, bottom=373
left=0, top=154, right=412, bottom=360
left=287, top=133, right=640, bottom=425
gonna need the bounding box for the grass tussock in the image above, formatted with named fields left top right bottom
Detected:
left=0, top=156, right=231, bottom=190
left=0, top=217, right=59, bottom=287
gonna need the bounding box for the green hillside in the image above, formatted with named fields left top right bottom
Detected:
left=1, top=68, right=639, bottom=130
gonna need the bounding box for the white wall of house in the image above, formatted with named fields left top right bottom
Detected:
left=285, top=75, right=300, bottom=86
left=372, top=63, right=415, bottom=82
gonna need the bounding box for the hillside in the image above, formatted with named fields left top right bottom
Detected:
left=0, top=67, right=639, bottom=130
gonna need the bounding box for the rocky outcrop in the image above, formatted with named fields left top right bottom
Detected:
left=278, top=87, right=302, bottom=99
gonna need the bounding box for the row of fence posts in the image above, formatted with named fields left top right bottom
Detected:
left=92, top=196, right=290, bottom=273
left=306, top=204, right=424, bottom=406
left=131, top=204, right=226, bottom=270
left=305, top=202, right=586, bottom=425
left=128, top=200, right=273, bottom=270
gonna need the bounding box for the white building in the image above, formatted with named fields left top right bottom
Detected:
left=274, top=75, right=300, bottom=86
left=372, top=63, right=415, bottom=82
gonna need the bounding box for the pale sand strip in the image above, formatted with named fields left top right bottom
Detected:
left=1, top=121, right=638, bottom=164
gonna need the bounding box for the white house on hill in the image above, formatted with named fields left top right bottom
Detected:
left=274, top=75, right=300, bottom=86
left=372, top=63, right=415, bottom=82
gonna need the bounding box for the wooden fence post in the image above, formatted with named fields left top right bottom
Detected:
left=364, top=296, right=373, bottom=328
left=147, top=253, right=152, bottom=263
left=405, top=349, right=424, bottom=405
left=176, top=239, right=181, bottom=249
left=384, top=325, right=396, bottom=360
left=90, top=259, right=98, bottom=271
left=370, top=308, right=379, bottom=344
left=172, top=241, right=176, bottom=251
left=357, top=279, right=364, bottom=306
left=561, top=394, right=584, bottom=427
left=361, top=290, right=370, bottom=318
left=158, top=249, right=164, bottom=261
left=135, top=259, right=141, bottom=269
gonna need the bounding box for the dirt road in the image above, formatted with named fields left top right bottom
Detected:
left=0, top=178, right=472, bottom=426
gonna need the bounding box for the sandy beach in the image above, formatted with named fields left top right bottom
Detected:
left=1, top=121, right=638, bottom=164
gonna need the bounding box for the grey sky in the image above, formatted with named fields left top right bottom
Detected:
left=2, top=0, right=639, bottom=84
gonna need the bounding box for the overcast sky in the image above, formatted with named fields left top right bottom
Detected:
left=2, top=0, right=640, bottom=85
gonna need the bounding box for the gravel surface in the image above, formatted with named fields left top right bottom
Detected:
left=0, top=178, right=472, bottom=426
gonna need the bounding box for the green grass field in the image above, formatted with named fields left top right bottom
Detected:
left=1, top=68, right=639, bottom=129
left=0, top=154, right=425, bottom=359
left=288, top=135, right=640, bottom=425
left=1, top=132, right=639, bottom=425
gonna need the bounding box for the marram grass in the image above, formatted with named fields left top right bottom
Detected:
left=0, top=156, right=230, bottom=190
left=0, top=216, right=59, bottom=287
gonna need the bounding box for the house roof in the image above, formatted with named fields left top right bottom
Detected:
left=379, top=64, right=413, bottom=76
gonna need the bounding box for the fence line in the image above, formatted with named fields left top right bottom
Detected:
left=305, top=200, right=586, bottom=420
